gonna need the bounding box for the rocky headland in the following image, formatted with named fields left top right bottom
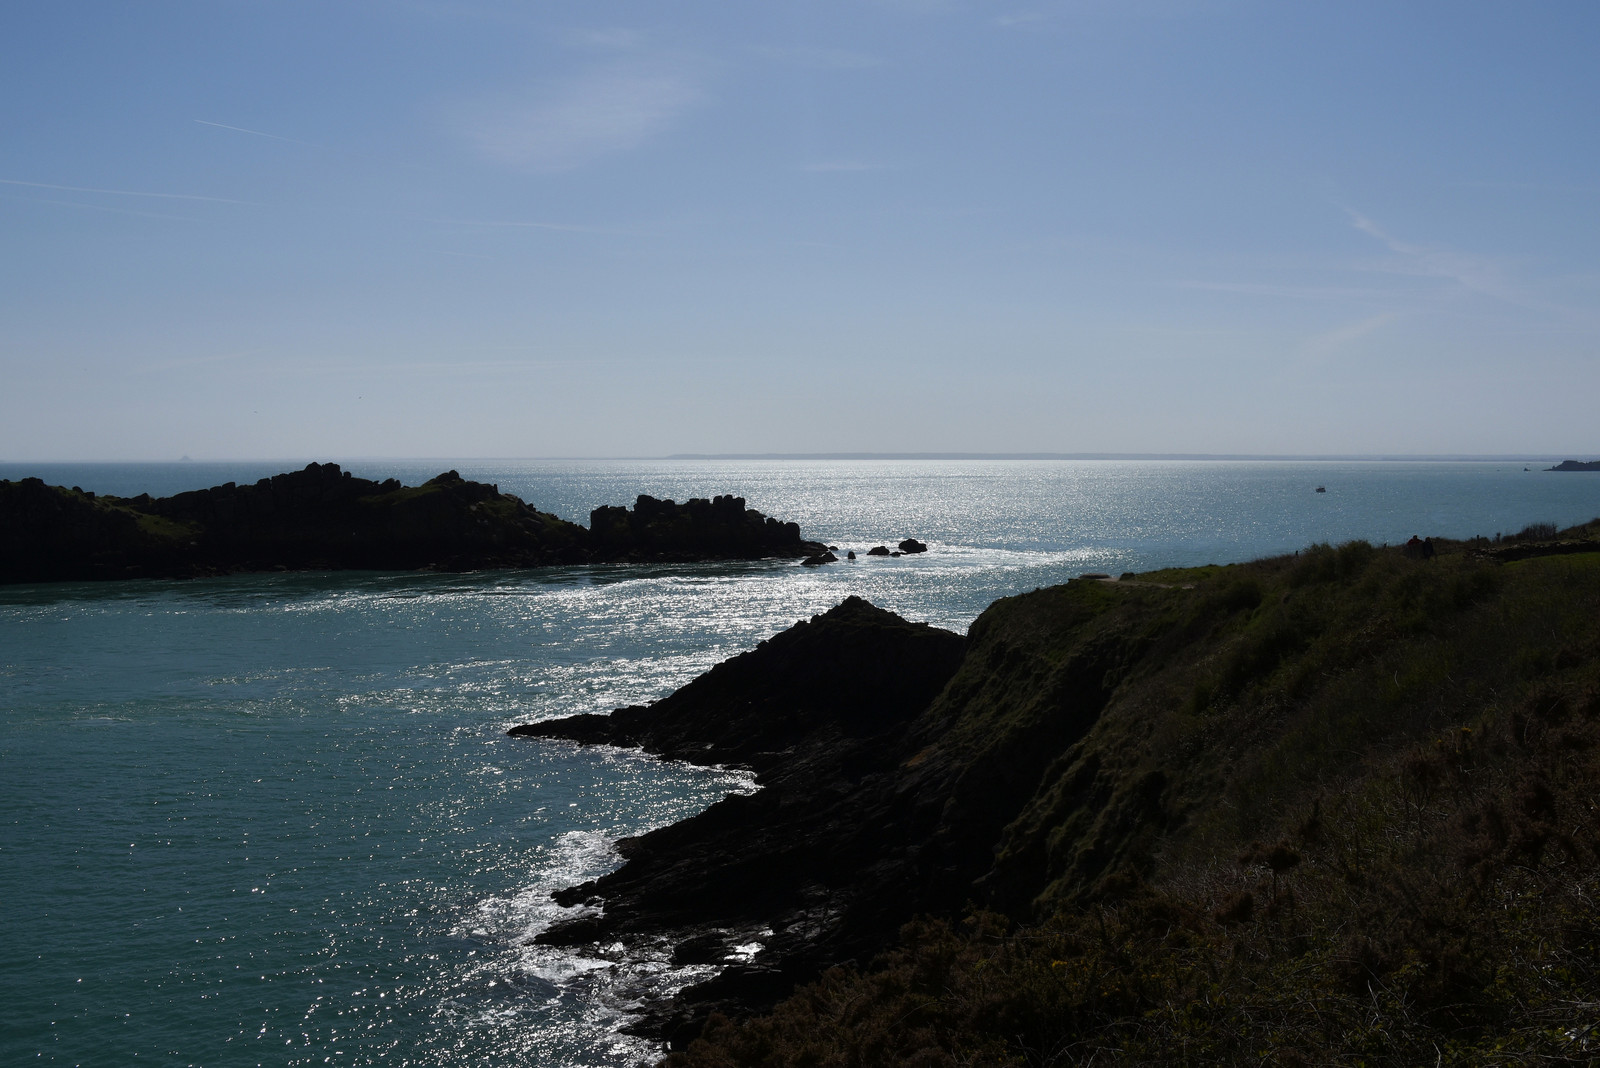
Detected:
left=1548, top=459, right=1600, bottom=471
left=511, top=520, right=1600, bottom=1063
left=0, top=463, right=828, bottom=584
left=512, top=596, right=968, bottom=1039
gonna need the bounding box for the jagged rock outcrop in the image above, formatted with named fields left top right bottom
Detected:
left=1548, top=459, right=1600, bottom=471
left=508, top=586, right=1155, bottom=1046
left=0, top=465, right=825, bottom=584
left=588, top=494, right=821, bottom=562
left=510, top=597, right=969, bottom=1042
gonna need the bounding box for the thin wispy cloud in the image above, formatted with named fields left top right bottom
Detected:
left=194, top=119, right=314, bottom=146
left=0, top=178, right=249, bottom=204
left=1298, top=310, right=1401, bottom=364
left=804, top=161, right=891, bottom=173
left=412, top=213, right=647, bottom=236
left=273, top=355, right=648, bottom=380
left=874, top=0, right=961, bottom=14
left=1, top=192, right=197, bottom=222
left=995, top=10, right=1056, bottom=28
left=1346, top=209, right=1527, bottom=307
left=563, top=28, right=647, bottom=51
left=757, top=46, right=884, bottom=70
left=389, top=0, right=543, bottom=30
left=995, top=0, right=1217, bottom=27
left=1180, top=280, right=1389, bottom=301
left=133, top=351, right=249, bottom=375
left=457, top=60, right=705, bottom=171
left=1459, top=179, right=1600, bottom=196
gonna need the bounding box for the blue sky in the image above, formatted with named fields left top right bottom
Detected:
left=3, top=1, right=1598, bottom=460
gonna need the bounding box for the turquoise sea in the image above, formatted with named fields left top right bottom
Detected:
left=3, top=459, right=1598, bottom=1066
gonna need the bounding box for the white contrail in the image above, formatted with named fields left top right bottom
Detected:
left=0, top=178, right=249, bottom=204
left=2, top=193, right=196, bottom=221
left=194, top=119, right=313, bottom=145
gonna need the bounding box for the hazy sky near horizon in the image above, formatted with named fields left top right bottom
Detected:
left=3, top=1, right=1598, bottom=461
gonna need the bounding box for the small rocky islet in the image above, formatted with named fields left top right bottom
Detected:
left=0, top=462, right=931, bottom=584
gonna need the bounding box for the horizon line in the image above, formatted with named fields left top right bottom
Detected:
left=663, top=452, right=1591, bottom=462
left=2, top=452, right=1594, bottom=466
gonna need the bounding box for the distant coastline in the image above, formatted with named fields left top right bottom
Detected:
left=4, top=453, right=1591, bottom=467
left=670, top=452, right=1590, bottom=462
left=0, top=464, right=826, bottom=585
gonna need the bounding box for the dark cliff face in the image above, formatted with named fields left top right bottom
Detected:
left=0, top=465, right=824, bottom=584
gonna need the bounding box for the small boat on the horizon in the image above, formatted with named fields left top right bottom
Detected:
left=1315, top=485, right=1326, bottom=493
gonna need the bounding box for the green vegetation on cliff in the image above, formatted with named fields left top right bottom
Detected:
left=665, top=524, right=1600, bottom=1065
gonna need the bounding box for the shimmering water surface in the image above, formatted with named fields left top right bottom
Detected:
left=3, top=459, right=1598, bottom=1066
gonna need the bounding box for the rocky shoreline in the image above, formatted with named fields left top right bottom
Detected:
left=510, top=597, right=970, bottom=1045
left=0, top=463, right=832, bottom=584
left=509, top=586, right=1133, bottom=1048
left=509, top=522, right=1600, bottom=1060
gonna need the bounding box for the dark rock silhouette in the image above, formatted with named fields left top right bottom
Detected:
left=898, top=538, right=928, bottom=554
left=589, top=493, right=820, bottom=563
left=865, top=545, right=891, bottom=556
left=511, top=581, right=1153, bottom=1047
left=1547, top=459, right=1600, bottom=471
left=0, top=465, right=825, bottom=584
left=510, top=597, right=968, bottom=1045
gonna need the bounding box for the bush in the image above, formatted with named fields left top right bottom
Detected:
left=1516, top=522, right=1558, bottom=542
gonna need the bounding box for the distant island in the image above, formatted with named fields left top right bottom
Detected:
left=1548, top=459, right=1600, bottom=471
left=0, top=463, right=827, bottom=584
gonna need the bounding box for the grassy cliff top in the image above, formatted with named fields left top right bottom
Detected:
left=669, top=522, right=1600, bottom=1065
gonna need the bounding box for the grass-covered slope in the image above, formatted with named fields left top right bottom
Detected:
left=670, top=525, right=1600, bottom=1065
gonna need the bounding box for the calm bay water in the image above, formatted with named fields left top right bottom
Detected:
left=3, top=459, right=1598, bottom=1066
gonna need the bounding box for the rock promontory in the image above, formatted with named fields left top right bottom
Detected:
left=510, top=596, right=967, bottom=1042
left=511, top=521, right=1600, bottom=1062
